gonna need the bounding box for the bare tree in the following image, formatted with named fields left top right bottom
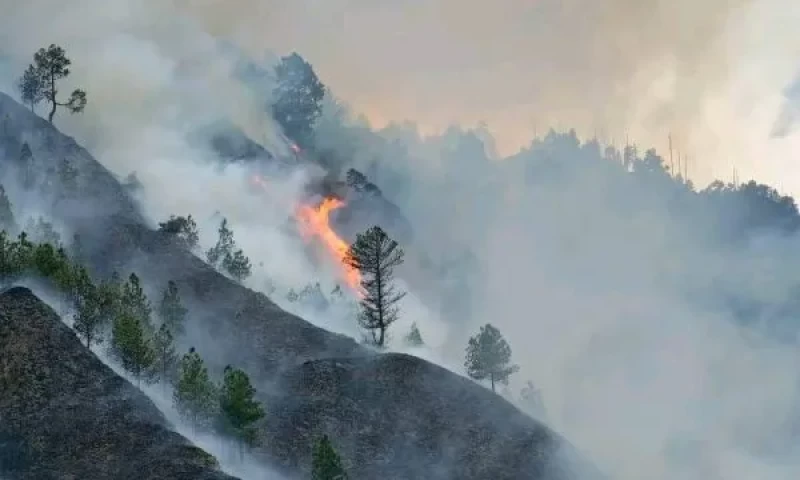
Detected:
left=17, top=44, right=87, bottom=123
left=346, top=225, right=406, bottom=347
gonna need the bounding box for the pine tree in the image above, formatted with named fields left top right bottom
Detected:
left=73, top=279, right=104, bottom=348
left=218, top=366, right=265, bottom=458
left=0, top=185, right=16, bottom=233
left=58, top=159, right=78, bottom=196
left=345, top=225, right=406, bottom=347
left=174, top=347, right=217, bottom=429
left=158, top=280, right=187, bottom=337
left=152, top=323, right=178, bottom=383
left=464, top=324, right=519, bottom=392
left=271, top=52, right=325, bottom=148
left=312, top=435, right=348, bottom=480
left=111, top=311, right=156, bottom=386
left=17, top=44, right=87, bottom=123
left=18, top=143, right=36, bottom=190
left=222, top=249, right=252, bottom=283
left=404, top=322, right=424, bottom=347
left=158, top=215, right=199, bottom=250
left=206, top=218, right=234, bottom=267
left=121, top=273, right=153, bottom=334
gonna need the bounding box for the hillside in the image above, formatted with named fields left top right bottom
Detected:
left=0, top=92, right=594, bottom=479
left=0, top=286, right=236, bottom=480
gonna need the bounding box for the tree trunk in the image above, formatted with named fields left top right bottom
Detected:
left=48, top=71, right=56, bottom=123
left=490, top=372, right=495, bottom=392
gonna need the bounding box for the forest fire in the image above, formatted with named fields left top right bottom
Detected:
left=248, top=172, right=362, bottom=294
left=295, top=197, right=363, bottom=294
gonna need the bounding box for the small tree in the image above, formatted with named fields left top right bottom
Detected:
left=121, top=273, right=153, bottom=333
left=152, top=323, right=178, bottom=383
left=57, top=159, right=79, bottom=196
left=0, top=185, right=16, bottom=233
left=18, top=143, right=37, bottom=190
left=312, top=435, right=348, bottom=480
left=158, top=215, right=199, bottom=250
left=158, top=280, right=188, bottom=337
left=465, top=324, right=519, bottom=392
left=73, top=280, right=104, bottom=348
left=345, top=225, right=406, bottom=347
left=218, top=366, right=265, bottom=458
left=223, top=249, right=252, bottom=283
left=271, top=52, right=325, bottom=148
left=404, top=322, right=424, bottom=347
left=206, top=218, right=234, bottom=267
left=16, top=65, right=44, bottom=111
left=111, top=311, right=156, bottom=386
left=174, top=347, right=217, bottom=430
left=18, top=44, right=87, bottom=123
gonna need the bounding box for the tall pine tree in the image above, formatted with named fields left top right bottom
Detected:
left=345, top=225, right=406, bottom=347
left=464, top=323, right=519, bottom=392
left=111, top=311, right=156, bottom=386
left=152, top=323, right=178, bottom=383
left=312, top=435, right=348, bottom=480
left=174, top=348, right=217, bottom=430
left=218, top=366, right=265, bottom=458
left=158, top=280, right=187, bottom=337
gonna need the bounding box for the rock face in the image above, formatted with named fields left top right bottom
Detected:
left=0, top=287, right=237, bottom=480
left=0, top=92, right=598, bottom=479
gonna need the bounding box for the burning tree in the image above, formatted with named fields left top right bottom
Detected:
left=345, top=225, right=406, bottom=348
left=17, top=44, right=87, bottom=123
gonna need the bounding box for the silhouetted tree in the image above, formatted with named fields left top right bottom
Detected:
left=345, top=225, right=406, bottom=347
left=404, top=322, right=424, bottom=347
left=0, top=185, right=16, bottom=232
left=272, top=52, right=325, bottom=148
left=312, top=435, right=348, bottom=480
left=465, top=324, right=519, bottom=392
left=223, top=249, right=252, bottom=283
left=18, top=143, right=36, bottom=190
left=217, top=366, right=265, bottom=459
left=18, top=44, right=87, bottom=123
left=158, top=280, right=188, bottom=337
left=206, top=218, right=234, bottom=267
left=121, top=273, right=153, bottom=334
left=152, top=323, right=178, bottom=383
left=158, top=215, right=199, bottom=250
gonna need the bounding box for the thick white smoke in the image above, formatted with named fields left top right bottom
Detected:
left=5, top=1, right=800, bottom=480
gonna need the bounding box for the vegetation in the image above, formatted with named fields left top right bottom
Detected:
left=271, top=52, right=325, bottom=148
left=346, top=225, right=406, bottom=347
left=465, top=324, right=519, bottom=392
left=158, top=280, right=188, bottom=337
left=152, top=323, right=178, bottom=382
left=217, top=366, right=265, bottom=457
left=206, top=217, right=252, bottom=282
left=174, top=347, right=218, bottom=429
left=16, top=44, right=87, bottom=123
left=404, top=322, right=424, bottom=347
left=111, top=311, right=156, bottom=386
left=158, top=214, right=199, bottom=250
left=312, top=434, right=348, bottom=480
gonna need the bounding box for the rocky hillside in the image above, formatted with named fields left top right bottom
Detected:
left=0, top=286, right=236, bottom=480
left=0, top=92, right=596, bottom=479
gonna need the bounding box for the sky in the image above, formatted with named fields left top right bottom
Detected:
left=168, top=0, right=800, bottom=191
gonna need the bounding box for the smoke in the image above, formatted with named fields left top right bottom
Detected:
left=4, top=1, right=800, bottom=480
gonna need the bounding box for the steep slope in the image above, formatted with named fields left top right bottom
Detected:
left=0, top=286, right=237, bottom=480
left=265, top=354, right=593, bottom=480
left=0, top=92, right=597, bottom=479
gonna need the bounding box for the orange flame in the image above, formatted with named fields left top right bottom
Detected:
left=295, top=197, right=363, bottom=294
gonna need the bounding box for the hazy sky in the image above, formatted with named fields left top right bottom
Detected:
left=170, top=0, right=800, bottom=188
left=3, top=0, right=800, bottom=189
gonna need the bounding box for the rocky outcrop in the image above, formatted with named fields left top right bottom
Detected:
left=0, top=287, right=237, bottom=480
